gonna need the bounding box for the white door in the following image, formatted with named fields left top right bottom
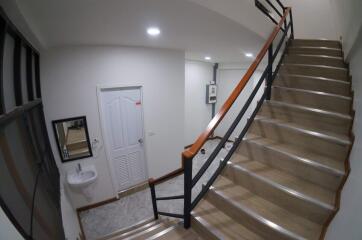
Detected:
left=100, top=87, right=147, bottom=191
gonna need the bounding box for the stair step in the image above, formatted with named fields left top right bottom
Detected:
left=238, top=134, right=345, bottom=190
left=288, top=47, right=343, bottom=57
left=250, top=117, right=351, bottom=161
left=209, top=176, right=322, bottom=240
left=149, top=223, right=200, bottom=240
left=280, top=64, right=348, bottom=81
left=259, top=100, right=353, bottom=135
left=101, top=218, right=157, bottom=240
left=117, top=220, right=176, bottom=240
left=192, top=200, right=264, bottom=240
left=271, top=86, right=352, bottom=115
left=290, top=39, right=341, bottom=49
left=223, top=156, right=335, bottom=224
left=284, top=54, right=346, bottom=68
left=274, top=74, right=351, bottom=96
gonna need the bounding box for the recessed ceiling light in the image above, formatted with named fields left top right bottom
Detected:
left=245, top=53, right=254, bottom=58
left=147, top=27, right=161, bottom=36
left=204, top=56, right=212, bottom=61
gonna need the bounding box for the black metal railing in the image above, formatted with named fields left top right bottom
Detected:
left=149, top=0, right=294, bottom=229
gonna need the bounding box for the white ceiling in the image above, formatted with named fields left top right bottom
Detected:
left=189, top=0, right=275, bottom=39
left=14, top=0, right=272, bottom=63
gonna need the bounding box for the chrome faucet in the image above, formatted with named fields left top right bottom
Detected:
left=76, top=163, right=82, bottom=174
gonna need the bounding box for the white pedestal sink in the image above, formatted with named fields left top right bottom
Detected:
left=67, top=165, right=98, bottom=188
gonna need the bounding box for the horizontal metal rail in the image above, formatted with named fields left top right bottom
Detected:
left=158, top=212, right=184, bottom=219
left=148, top=1, right=294, bottom=229
left=156, top=195, right=184, bottom=201
left=192, top=92, right=267, bottom=210
left=265, top=0, right=283, bottom=17
left=255, top=0, right=280, bottom=26
left=276, top=0, right=286, bottom=10
left=191, top=63, right=270, bottom=188
left=272, top=22, right=291, bottom=62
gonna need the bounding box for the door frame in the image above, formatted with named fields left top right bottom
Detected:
left=96, top=84, right=149, bottom=198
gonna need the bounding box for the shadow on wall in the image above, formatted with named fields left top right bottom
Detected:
left=325, top=25, right=362, bottom=240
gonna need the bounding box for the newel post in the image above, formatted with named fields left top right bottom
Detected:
left=183, top=154, right=193, bottom=229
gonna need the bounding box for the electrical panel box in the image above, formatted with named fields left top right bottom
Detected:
left=206, top=84, right=217, bottom=104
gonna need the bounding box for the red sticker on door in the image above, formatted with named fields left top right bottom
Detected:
left=136, top=101, right=141, bottom=105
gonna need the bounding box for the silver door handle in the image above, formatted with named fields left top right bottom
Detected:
left=138, top=138, right=144, bottom=144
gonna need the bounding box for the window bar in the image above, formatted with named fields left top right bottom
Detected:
left=0, top=17, right=6, bottom=114
left=34, top=53, right=41, bottom=98
left=13, top=36, right=22, bottom=106
left=26, top=46, right=34, bottom=101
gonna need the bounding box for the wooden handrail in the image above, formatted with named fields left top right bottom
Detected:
left=149, top=167, right=184, bottom=185
left=182, top=7, right=291, bottom=159
left=149, top=7, right=291, bottom=186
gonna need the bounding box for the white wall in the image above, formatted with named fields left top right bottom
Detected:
left=41, top=46, right=185, bottom=208
left=0, top=2, right=81, bottom=238
left=185, top=61, right=213, bottom=145
left=329, top=0, right=362, bottom=57
left=60, top=180, right=82, bottom=240
left=283, top=0, right=339, bottom=40
left=214, top=63, right=264, bottom=138
left=325, top=27, right=362, bottom=240
left=0, top=209, right=24, bottom=240
left=325, top=1, right=362, bottom=239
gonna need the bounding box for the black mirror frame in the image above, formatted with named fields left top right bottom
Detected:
left=52, top=116, right=93, bottom=163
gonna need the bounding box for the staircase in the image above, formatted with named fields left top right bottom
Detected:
left=146, top=2, right=354, bottom=239
left=100, top=218, right=202, bottom=240
left=190, top=39, right=354, bottom=240
left=111, top=39, right=353, bottom=240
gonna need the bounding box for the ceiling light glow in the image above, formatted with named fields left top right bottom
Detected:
left=245, top=53, right=254, bottom=58
left=204, top=56, right=212, bottom=61
left=147, top=27, right=161, bottom=36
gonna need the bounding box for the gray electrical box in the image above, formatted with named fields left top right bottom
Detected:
left=206, top=84, right=217, bottom=104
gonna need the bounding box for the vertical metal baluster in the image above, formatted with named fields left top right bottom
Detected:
left=266, top=43, right=273, bottom=100
left=290, top=9, right=294, bottom=39
left=149, top=182, right=158, bottom=220
left=183, top=156, right=193, bottom=229
left=283, top=8, right=287, bottom=31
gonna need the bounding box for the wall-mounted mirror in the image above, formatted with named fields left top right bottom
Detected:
left=52, top=116, right=93, bottom=162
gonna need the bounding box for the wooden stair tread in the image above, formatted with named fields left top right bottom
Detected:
left=154, top=224, right=201, bottom=240
left=279, top=64, right=349, bottom=81
left=100, top=218, right=157, bottom=240
left=129, top=222, right=173, bottom=240
left=112, top=219, right=176, bottom=240
left=271, top=85, right=352, bottom=115
left=290, top=39, right=342, bottom=49
left=192, top=200, right=264, bottom=240
left=287, top=47, right=343, bottom=57
left=284, top=54, right=346, bottom=68
left=212, top=176, right=322, bottom=240
left=254, top=116, right=351, bottom=145
left=260, top=100, right=352, bottom=136
left=105, top=218, right=203, bottom=240
left=243, top=134, right=345, bottom=175
left=264, top=100, right=353, bottom=120
left=274, top=73, right=352, bottom=97
left=272, top=85, right=352, bottom=102
left=230, top=154, right=336, bottom=207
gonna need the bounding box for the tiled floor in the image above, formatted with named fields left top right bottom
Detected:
left=79, top=139, right=229, bottom=239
